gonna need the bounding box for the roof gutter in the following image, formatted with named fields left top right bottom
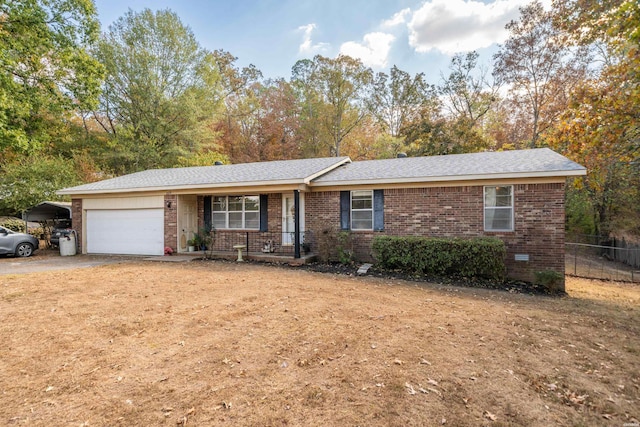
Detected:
left=56, top=179, right=314, bottom=196
left=310, top=169, right=587, bottom=187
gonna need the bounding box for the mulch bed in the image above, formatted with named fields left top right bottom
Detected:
left=295, top=260, right=559, bottom=296
left=194, top=256, right=558, bottom=295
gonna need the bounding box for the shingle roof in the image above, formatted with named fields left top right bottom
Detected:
left=58, top=157, right=350, bottom=194
left=58, top=149, right=586, bottom=195
left=312, top=148, right=586, bottom=185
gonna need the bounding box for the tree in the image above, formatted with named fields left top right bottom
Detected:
left=548, top=0, right=640, bottom=236
left=401, top=115, right=488, bottom=157
left=253, top=79, right=302, bottom=161
left=293, top=55, right=374, bottom=157
left=93, top=9, right=225, bottom=172
left=291, top=59, right=328, bottom=157
left=440, top=51, right=498, bottom=126
left=0, top=156, right=83, bottom=215
left=371, top=66, right=434, bottom=138
left=493, top=1, right=587, bottom=147
left=0, top=0, right=103, bottom=154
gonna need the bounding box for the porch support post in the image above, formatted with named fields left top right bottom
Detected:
left=294, top=190, right=301, bottom=259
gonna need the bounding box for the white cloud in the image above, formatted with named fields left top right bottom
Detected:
left=407, top=0, right=531, bottom=55
left=382, top=8, right=411, bottom=28
left=298, top=23, right=330, bottom=55
left=339, top=32, right=396, bottom=68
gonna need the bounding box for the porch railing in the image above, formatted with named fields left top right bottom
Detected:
left=207, top=230, right=314, bottom=257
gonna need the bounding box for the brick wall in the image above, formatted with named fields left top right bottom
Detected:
left=196, top=193, right=286, bottom=251
left=164, top=194, right=177, bottom=252
left=71, top=199, right=83, bottom=252
left=306, top=183, right=566, bottom=284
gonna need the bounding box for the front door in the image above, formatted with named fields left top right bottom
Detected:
left=178, top=195, right=197, bottom=252
left=282, top=194, right=295, bottom=246
left=282, top=193, right=304, bottom=246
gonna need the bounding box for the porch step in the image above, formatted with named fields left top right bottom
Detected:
left=357, top=263, right=373, bottom=275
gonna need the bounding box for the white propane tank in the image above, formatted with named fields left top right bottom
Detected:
left=59, top=232, right=77, bottom=256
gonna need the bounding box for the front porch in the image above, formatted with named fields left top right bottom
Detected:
left=178, top=249, right=317, bottom=266
left=173, top=191, right=309, bottom=260
left=179, top=229, right=316, bottom=266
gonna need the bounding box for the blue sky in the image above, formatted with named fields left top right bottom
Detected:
left=93, top=0, right=546, bottom=83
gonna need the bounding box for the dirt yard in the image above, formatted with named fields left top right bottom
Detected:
left=1, top=260, right=638, bottom=426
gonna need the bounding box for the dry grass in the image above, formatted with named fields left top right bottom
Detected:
left=1, top=261, right=639, bottom=426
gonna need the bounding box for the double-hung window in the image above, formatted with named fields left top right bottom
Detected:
left=351, top=190, right=373, bottom=230
left=340, top=190, right=384, bottom=231
left=484, top=186, right=513, bottom=231
left=212, top=195, right=260, bottom=229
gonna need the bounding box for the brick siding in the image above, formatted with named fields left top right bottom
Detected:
left=71, top=199, right=83, bottom=252
left=306, top=183, right=566, bottom=284
left=179, top=183, right=566, bottom=285
left=195, top=193, right=292, bottom=253
left=164, top=194, right=178, bottom=251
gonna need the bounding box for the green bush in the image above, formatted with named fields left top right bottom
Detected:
left=534, top=270, right=564, bottom=293
left=336, top=231, right=354, bottom=265
left=0, top=218, right=26, bottom=233
left=372, top=236, right=506, bottom=281
left=313, top=228, right=354, bottom=264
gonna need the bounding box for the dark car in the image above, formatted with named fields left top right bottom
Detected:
left=0, top=226, right=39, bottom=257
left=50, top=220, right=72, bottom=248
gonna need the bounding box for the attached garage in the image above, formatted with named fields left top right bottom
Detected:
left=78, top=196, right=166, bottom=256
left=85, top=209, right=164, bottom=255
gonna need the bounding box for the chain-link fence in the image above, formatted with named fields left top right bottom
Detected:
left=565, top=236, right=640, bottom=282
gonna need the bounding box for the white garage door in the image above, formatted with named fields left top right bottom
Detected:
left=86, top=209, right=164, bottom=255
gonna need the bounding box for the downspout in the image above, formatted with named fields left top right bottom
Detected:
left=294, top=190, right=300, bottom=259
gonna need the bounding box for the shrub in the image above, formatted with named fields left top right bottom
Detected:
left=0, top=218, right=26, bottom=233
left=372, top=236, right=506, bottom=281
left=313, top=228, right=354, bottom=264
left=534, top=270, right=564, bottom=293
left=335, top=231, right=354, bottom=265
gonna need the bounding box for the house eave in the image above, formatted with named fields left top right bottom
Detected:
left=57, top=179, right=310, bottom=196
left=310, top=169, right=587, bottom=188
left=303, top=157, right=352, bottom=184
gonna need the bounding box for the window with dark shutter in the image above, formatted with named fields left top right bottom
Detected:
left=340, top=190, right=384, bottom=231
left=340, top=191, right=350, bottom=230
left=373, top=189, right=384, bottom=231
left=259, top=194, right=268, bottom=232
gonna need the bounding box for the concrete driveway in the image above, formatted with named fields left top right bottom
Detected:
left=0, top=249, right=199, bottom=275
left=0, top=252, right=138, bottom=275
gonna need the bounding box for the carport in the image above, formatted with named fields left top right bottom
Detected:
left=24, top=201, right=72, bottom=224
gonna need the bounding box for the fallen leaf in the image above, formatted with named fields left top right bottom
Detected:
left=405, top=382, right=416, bottom=395
left=484, top=410, right=497, bottom=421
left=427, top=387, right=441, bottom=396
